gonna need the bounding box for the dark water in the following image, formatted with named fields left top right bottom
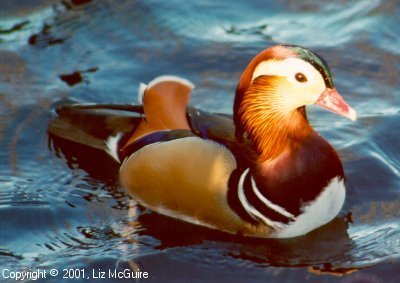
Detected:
left=0, top=0, right=399, bottom=282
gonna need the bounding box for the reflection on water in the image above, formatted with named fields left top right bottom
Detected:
left=0, top=0, right=399, bottom=282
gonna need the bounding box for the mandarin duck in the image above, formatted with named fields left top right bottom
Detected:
left=48, top=45, right=356, bottom=238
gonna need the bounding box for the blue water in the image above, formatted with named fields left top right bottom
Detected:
left=0, top=0, right=399, bottom=282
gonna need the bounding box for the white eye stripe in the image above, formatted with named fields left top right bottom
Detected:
left=250, top=57, right=328, bottom=107
left=251, top=58, right=320, bottom=86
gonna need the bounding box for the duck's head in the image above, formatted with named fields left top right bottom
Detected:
left=234, top=45, right=356, bottom=160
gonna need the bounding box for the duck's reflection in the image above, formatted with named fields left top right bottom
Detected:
left=124, top=206, right=356, bottom=275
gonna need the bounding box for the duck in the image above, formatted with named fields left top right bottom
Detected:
left=48, top=44, right=356, bottom=238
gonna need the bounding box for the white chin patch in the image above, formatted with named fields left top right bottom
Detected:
left=274, top=176, right=346, bottom=238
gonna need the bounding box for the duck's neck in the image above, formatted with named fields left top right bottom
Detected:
left=236, top=84, right=312, bottom=162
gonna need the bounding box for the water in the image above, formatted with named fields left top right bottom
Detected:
left=0, top=0, right=399, bottom=282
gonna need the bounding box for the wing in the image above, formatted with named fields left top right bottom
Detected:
left=120, top=134, right=267, bottom=235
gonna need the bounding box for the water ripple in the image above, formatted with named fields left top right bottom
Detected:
left=157, top=0, right=383, bottom=48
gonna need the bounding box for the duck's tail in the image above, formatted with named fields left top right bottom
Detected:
left=122, top=75, right=195, bottom=146
left=48, top=101, right=141, bottom=160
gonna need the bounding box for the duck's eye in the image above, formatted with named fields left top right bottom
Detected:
left=295, top=72, right=307, bottom=83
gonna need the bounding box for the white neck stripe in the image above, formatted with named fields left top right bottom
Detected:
left=237, top=169, right=285, bottom=230
left=250, top=176, right=296, bottom=220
